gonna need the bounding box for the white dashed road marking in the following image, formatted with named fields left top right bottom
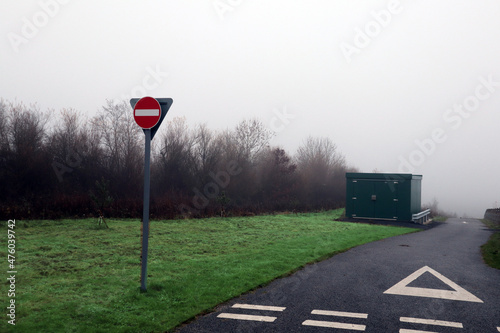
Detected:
left=399, top=329, right=438, bottom=333
left=302, top=320, right=366, bottom=330
left=400, top=317, right=463, bottom=328
left=217, top=303, right=286, bottom=323
left=217, top=313, right=277, bottom=322
left=398, top=316, right=464, bottom=333
left=232, top=303, right=286, bottom=311
left=216, top=302, right=489, bottom=331
left=302, top=309, right=368, bottom=331
left=311, top=309, right=368, bottom=318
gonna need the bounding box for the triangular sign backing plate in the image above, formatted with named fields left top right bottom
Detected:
left=383, top=266, right=483, bottom=303
left=130, top=98, right=173, bottom=140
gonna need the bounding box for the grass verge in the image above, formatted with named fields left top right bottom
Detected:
left=1, top=209, right=418, bottom=332
left=481, top=219, right=500, bottom=270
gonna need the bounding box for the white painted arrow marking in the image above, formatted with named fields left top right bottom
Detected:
left=384, top=266, right=483, bottom=303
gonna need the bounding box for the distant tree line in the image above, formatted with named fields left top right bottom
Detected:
left=0, top=99, right=357, bottom=220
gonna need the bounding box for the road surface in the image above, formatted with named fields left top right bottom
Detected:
left=176, top=218, right=500, bottom=332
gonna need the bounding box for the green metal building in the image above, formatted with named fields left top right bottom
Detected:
left=345, top=173, right=426, bottom=222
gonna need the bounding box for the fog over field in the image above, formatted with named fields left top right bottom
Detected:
left=2, top=0, right=499, bottom=217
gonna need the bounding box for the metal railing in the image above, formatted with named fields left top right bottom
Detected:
left=412, top=209, right=431, bottom=224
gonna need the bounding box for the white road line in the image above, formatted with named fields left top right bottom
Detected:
left=135, top=109, right=159, bottom=116
left=217, top=313, right=277, bottom=322
left=400, top=317, right=463, bottom=328
left=311, top=309, right=368, bottom=319
left=302, top=320, right=366, bottom=331
left=399, top=329, right=438, bottom=333
left=497, top=327, right=500, bottom=332
left=232, top=303, right=286, bottom=311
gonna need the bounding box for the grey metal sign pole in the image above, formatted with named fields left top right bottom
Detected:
left=132, top=97, right=173, bottom=293
left=141, top=128, right=151, bottom=292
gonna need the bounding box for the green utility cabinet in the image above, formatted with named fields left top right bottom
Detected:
left=345, top=173, right=422, bottom=221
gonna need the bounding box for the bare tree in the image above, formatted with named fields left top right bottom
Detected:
left=295, top=136, right=347, bottom=208
left=1, top=102, right=52, bottom=202
left=155, top=117, right=195, bottom=194
left=233, top=118, right=274, bottom=162
left=6, top=102, right=51, bottom=155
left=0, top=100, right=10, bottom=203
left=92, top=100, right=143, bottom=197
left=256, top=147, right=297, bottom=208
left=0, top=100, right=8, bottom=152
left=192, top=123, right=222, bottom=183
left=47, top=108, right=106, bottom=196
left=296, top=136, right=345, bottom=171
left=47, top=109, right=84, bottom=167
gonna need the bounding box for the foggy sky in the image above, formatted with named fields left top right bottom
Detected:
left=2, top=0, right=499, bottom=217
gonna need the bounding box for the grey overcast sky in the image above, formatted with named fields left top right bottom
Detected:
left=1, top=0, right=499, bottom=217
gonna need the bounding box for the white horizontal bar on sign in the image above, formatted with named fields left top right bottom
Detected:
left=217, top=313, right=276, bottom=322
left=311, top=309, right=368, bottom=319
left=302, top=320, right=366, bottom=331
left=399, top=329, right=438, bottom=333
left=400, top=317, right=463, bottom=328
left=135, top=109, right=160, bottom=116
left=232, top=303, right=286, bottom=311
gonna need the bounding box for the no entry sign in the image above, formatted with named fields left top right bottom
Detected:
left=133, top=97, right=161, bottom=129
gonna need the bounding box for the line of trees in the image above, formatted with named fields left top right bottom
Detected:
left=0, top=99, right=357, bottom=220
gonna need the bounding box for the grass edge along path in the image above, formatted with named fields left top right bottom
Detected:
left=481, top=218, right=500, bottom=270
left=0, top=209, right=420, bottom=333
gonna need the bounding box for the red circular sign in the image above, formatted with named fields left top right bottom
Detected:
left=133, top=97, right=161, bottom=129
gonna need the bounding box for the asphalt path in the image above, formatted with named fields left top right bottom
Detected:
left=175, top=218, right=500, bottom=332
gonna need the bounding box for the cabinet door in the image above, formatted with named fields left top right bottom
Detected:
left=352, top=180, right=375, bottom=218
left=374, top=181, right=398, bottom=220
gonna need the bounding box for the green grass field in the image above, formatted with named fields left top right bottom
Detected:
left=1, top=210, right=419, bottom=332
left=481, top=219, right=500, bottom=270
